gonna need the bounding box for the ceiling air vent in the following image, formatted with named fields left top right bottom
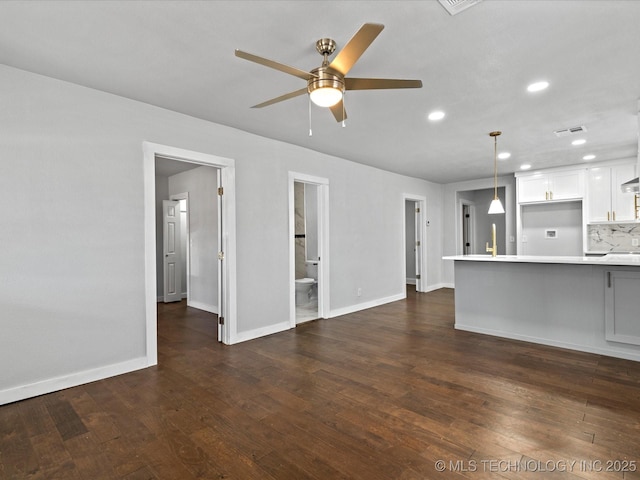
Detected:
left=554, top=125, right=587, bottom=137
left=438, top=0, right=483, bottom=16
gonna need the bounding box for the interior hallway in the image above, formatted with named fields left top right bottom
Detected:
left=1, top=289, right=640, bottom=478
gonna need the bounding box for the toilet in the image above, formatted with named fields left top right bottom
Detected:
left=295, top=262, right=318, bottom=306
left=295, top=277, right=317, bottom=306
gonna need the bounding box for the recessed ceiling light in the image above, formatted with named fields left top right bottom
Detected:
left=498, top=152, right=511, bottom=160
left=428, top=110, right=445, bottom=121
left=572, top=139, right=586, bottom=146
left=520, top=164, right=532, bottom=170
left=583, top=154, right=596, bottom=160
left=527, top=81, right=549, bottom=92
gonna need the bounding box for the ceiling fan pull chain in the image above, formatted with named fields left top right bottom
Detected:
left=308, top=96, right=313, bottom=136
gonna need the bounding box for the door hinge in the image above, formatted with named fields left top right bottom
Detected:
left=416, top=274, right=421, bottom=279
left=415, top=207, right=420, bottom=213
left=218, top=187, right=224, bottom=196
left=218, top=251, right=225, bottom=260
left=416, top=240, right=421, bottom=246
left=219, top=316, right=225, bottom=325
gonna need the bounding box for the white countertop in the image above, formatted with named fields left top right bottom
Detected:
left=443, top=254, right=640, bottom=266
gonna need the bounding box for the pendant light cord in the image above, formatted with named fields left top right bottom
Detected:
left=493, top=134, right=498, bottom=200
left=308, top=96, right=312, bottom=136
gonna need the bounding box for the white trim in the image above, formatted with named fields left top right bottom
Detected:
left=329, top=293, right=405, bottom=318
left=457, top=199, right=476, bottom=255
left=0, top=357, right=149, bottom=406
left=188, top=301, right=218, bottom=315
left=288, top=172, right=330, bottom=328
left=435, top=283, right=455, bottom=290
left=232, top=321, right=291, bottom=344
left=402, top=194, right=428, bottom=293
left=143, top=142, right=237, bottom=359
left=455, top=324, right=640, bottom=363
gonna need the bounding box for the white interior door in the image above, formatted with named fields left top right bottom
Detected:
left=163, top=199, right=182, bottom=303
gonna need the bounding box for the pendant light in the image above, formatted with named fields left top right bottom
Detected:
left=488, top=131, right=505, bottom=214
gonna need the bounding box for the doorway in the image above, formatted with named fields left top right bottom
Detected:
left=144, top=142, right=237, bottom=362
left=403, top=194, right=427, bottom=293
left=289, top=172, right=330, bottom=327
left=457, top=187, right=505, bottom=255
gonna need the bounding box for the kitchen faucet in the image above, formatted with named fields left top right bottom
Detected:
left=486, top=223, right=497, bottom=257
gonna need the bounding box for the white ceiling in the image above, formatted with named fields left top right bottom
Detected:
left=1, top=0, right=639, bottom=184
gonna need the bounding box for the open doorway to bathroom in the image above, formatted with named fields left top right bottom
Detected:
left=289, top=173, right=330, bottom=326
left=403, top=195, right=428, bottom=293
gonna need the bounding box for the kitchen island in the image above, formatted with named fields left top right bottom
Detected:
left=443, top=254, right=640, bottom=361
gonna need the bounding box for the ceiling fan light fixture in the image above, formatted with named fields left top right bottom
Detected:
left=309, top=86, right=343, bottom=107
left=308, top=71, right=345, bottom=107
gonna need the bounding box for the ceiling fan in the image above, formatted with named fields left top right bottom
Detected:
left=235, top=23, right=423, bottom=123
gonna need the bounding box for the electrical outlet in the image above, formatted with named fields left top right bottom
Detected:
left=632, top=238, right=639, bottom=247
left=522, top=235, right=528, bottom=243
left=357, top=288, right=362, bottom=297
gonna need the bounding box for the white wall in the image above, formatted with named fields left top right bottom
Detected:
left=0, top=64, right=443, bottom=404
left=520, top=201, right=583, bottom=256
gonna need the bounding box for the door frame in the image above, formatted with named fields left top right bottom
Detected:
left=460, top=200, right=476, bottom=255
left=402, top=194, right=427, bottom=293
left=143, top=142, right=237, bottom=364
left=288, top=172, right=330, bottom=328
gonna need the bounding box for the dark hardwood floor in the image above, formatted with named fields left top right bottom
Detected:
left=2, top=288, right=640, bottom=479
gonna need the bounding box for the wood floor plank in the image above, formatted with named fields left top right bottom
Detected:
left=2, top=289, right=640, bottom=478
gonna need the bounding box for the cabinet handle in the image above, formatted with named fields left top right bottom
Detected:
left=550, top=191, right=553, bottom=200
left=608, top=271, right=612, bottom=288
left=607, top=211, right=610, bottom=221
left=545, top=192, right=549, bottom=200
left=613, top=211, right=616, bottom=221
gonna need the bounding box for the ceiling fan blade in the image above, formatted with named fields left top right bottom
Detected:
left=251, top=88, right=308, bottom=108
left=345, top=78, right=423, bottom=90
left=329, top=23, right=384, bottom=76
left=235, top=49, right=317, bottom=81
left=329, top=100, right=347, bottom=123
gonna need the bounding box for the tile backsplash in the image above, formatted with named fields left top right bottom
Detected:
left=587, top=223, right=640, bottom=252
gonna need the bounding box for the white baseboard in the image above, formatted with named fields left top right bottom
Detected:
left=455, top=324, right=640, bottom=363
left=423, top=283, right=453, bottom=292
left=329, top=293, right=406, bottom=318
left=155, top=297, right=218, bottom=315
left=231, top=321, right=291, bottom=345
left=156, top=295, right=187, bottom=302
left=187, top=301, right=218, bottom=314
left=0, top=356, right=150, bottom=406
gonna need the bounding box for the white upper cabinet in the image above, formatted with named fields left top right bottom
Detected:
left=587, top=163, right=637, bottom=222
left=517, top=169, right=585, bottom=203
